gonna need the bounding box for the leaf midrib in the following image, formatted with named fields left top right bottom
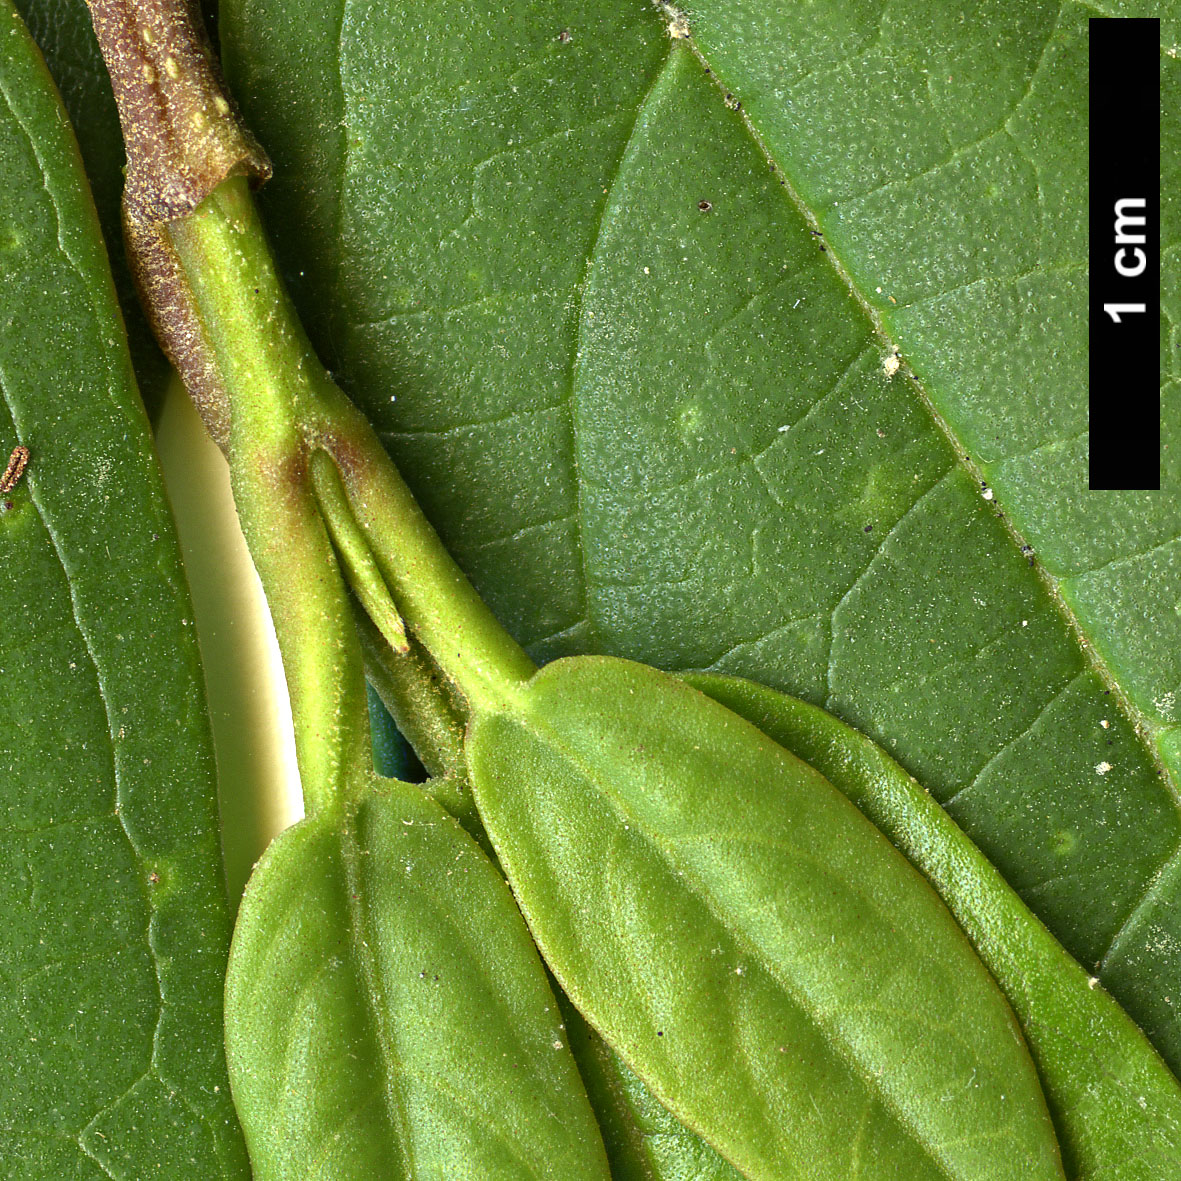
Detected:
left=335, top=805, right=559, bottom=1181
left=337, top=816, right=416, bottom=1181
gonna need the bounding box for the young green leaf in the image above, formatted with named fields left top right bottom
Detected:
left=684, top=672, right=1181, bottom=1181
left=0, top=5, right=246, bottom=1173
left=565, top=1009, right=743, bottom=1181
left=226, top=774, right=613, bottom=1179
left=218, top=0, right=1181, bottom=1071
left=467, top=657, right=1065, bottom=1181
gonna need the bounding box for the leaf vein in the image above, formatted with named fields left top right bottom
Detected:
left=942, top=671, right=1087, bottom=808
left=1097, top=841, right=1181, bottom=972
left=824, top=467, right=956, bottom=701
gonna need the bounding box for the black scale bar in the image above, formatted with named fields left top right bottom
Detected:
left=1089, top=17, right=1161, bottom=490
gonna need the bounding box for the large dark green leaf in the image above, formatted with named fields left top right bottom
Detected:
left=219, top=0, right=1181, bottom=1071
left=678, top=0, right=1179, bottom=761
left=0, top=8, right=246, bottom=1175
left=12, top=0, right=170, bottom=410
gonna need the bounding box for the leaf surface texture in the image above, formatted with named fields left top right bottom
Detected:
left=468, top=658, right=1064, bottom=1181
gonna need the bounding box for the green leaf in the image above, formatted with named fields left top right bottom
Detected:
left=225, top=774, right=612, bottom=1179
left=680, top=0, right=1180, bottom=756
left=684, top=671, right=1181, bottom=1181
left=12, top=0, right=171, bottom=410
left=468, top=656, right=1064, bottom=1181
left=0, top=7, right=246, bottom=1175
left=219, top=0, right=1181, bottom=1072
left=563, top=998, right=747, bottom=1181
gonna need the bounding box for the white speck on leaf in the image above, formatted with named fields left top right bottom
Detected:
left=660, top=2, right=691, bottom=39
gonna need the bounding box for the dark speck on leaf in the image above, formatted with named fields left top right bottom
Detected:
left=864, top=524, right=873, bottom=532
left=698, top=200, right=712, bottom=212
left=0, top=500, right=11, bottom=513
left=558, top=28, right=571, bottom=42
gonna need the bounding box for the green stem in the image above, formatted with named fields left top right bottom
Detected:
left=298, top=385, right=536, bottom=715
left=358, top=615, right=490, bottom=848
left=170, top=177, right=534, bottom=725
left=357, top=611, right=468, bottom=780
left=88, top=0, right=532, bottom=758
left=167, top=179, right=369, bottom=815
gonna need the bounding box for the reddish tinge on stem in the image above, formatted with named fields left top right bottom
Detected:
left=84, top=0, right=271, bottom=445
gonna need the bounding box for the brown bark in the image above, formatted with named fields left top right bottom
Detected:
left=84, top=0, right=271, bottom=445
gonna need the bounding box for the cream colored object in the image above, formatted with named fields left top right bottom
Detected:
left=155, top=375, right=303, bottom=904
